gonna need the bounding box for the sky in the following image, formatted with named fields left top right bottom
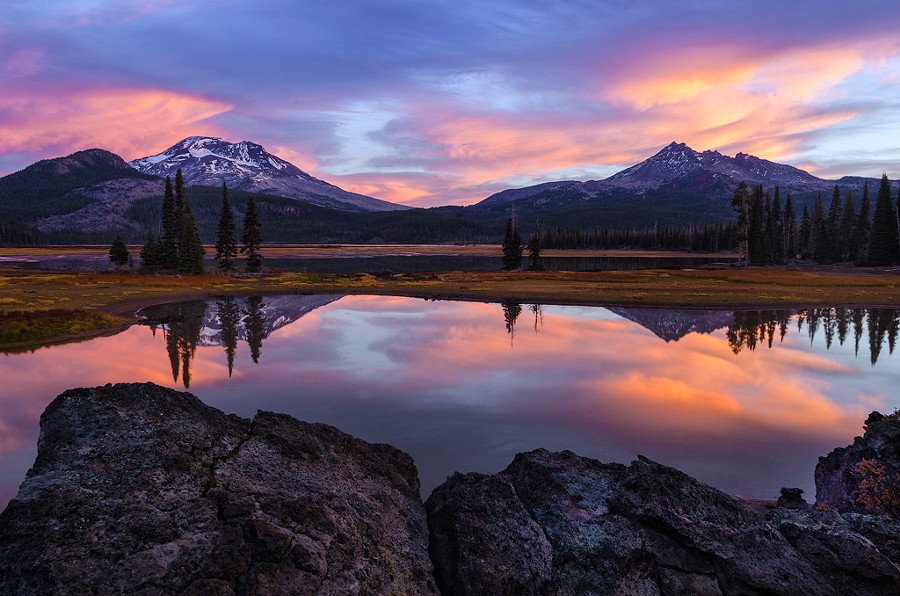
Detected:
left=2, top=1, right=899, bottom=206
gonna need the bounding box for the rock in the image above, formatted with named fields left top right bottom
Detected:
left=816, top=411, right=900, bottom=514
left=776, top=487, right=809, bottom=510
left=0, top=383, right=436, bottom=595
left=426, top=449, right=899, bottom=596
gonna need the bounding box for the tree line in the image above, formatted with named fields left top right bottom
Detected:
left=732, top=174, right=900, bottom=266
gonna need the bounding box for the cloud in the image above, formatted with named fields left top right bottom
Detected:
left=2, top=1, right=900, bottom=202
left=0, top=86, right=232, bottom=166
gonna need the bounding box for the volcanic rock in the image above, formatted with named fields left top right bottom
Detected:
left=816, top=410, right=900, bottom=514
left=0, top=383, right=436, bottom=595
left=426, top=449, right=899, bottom=595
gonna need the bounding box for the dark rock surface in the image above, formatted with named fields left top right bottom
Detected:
left=2, top=385, right=897, bottom=596
left=0, top=383, right=436, bottom=595
left=816, top=410, right=900, bottom=513
left=776, top=487, right=809, bottom=510
left=426, top=449, right=899, bottom=596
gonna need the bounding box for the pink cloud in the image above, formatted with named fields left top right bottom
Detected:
left=0, top=85, right=231, bottom=167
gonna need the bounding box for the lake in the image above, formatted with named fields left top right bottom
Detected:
left=1, top=296, right=897, bottom=509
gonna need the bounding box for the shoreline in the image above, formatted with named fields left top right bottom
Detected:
left=1, top=265, right=898, bottom=350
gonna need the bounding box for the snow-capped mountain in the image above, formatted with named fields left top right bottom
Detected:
left=130, top=136, right=407, bottom=212
left=138, top=295, right=341, bottom=347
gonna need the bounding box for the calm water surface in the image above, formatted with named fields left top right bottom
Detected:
left=1, top=296, right=898, bottom=508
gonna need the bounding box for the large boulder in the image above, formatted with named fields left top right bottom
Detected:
left=0, top=383, right=436, bottom=595
left=426, top=449, right=900, bottom=596
left=816, top=411, right=900, bottom=514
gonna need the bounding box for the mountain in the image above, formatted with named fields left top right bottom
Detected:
left=467, top=141, right=898, bottom=231
left=0, top=149, right=157, bottom=225
left=607, top=307, right=735, bottom=342
left=130, top=136, right=407, bottom=212
left=604, top=142, right=825, bottom=192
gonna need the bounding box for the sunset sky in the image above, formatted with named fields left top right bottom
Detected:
left=2, top=1, right=899, bottom=206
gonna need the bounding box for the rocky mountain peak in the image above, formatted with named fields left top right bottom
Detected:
left=130, top=136, right=408, bottom=212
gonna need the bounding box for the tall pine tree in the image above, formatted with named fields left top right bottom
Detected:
left=241, top=196, right=263, bottom=272
left=215, top=182, right=238, bottom=272
left=501, top=216, right=523, bottom=270
left=840, top=191, right=857, bottom=262
left=856, top=181, right=872, bottom=264
left=160, top=176, right=179, bottom=270
left=867, top=173, right=900, bottom=265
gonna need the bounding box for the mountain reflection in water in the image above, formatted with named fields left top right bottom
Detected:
left=1, top=296, right=898, bottom=510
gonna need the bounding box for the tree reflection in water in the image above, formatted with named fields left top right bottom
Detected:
left=727, top=308, right=898, bottom=365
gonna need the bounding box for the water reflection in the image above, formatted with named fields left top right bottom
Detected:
left=2, top=297, right=898, bottom=511
left=727, top=308, right=899, bottom=365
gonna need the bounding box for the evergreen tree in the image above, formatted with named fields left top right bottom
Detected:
left=856, top=182, right=872, bottom=264
left=177, top=200, right=205, bottom=275
left=501, top=216, right=523, bottom=270
left=217, top=296, right=240, bottom=377
left=160, top=176, right=179, bottom=270
left=731, top=182, right=751, bottom=266
left=822, top=185, right=842, bottom=263
left=770, top=187, right=784, bottom=264
left=808, top=194, right=825, bottom=261
left=799, top=204, right=811, bottom=259
left=241, top=196, right=263, bottom=272
left=215, top=182, right=238, bottom=272
left=527, top=221, right=543, bottom=270
left=784, top=194, right=796, bottom=260
left=245, top=296, right=264, bottom=363
left=840, top=191, right=857, bottom=262
left=747, top=184, right=765, bottom=265
left=867, top=173, right=900, bottom=265
left=174, top=169, right=185, bottom=219
left=109, top=234, right=129, bottom=269
left=139, top=229, right=161, bottom=273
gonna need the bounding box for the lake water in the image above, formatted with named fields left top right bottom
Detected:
left=1, top=296, right=897, bottom=509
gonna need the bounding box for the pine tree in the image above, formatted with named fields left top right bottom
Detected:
left=784, top=193, right=796, bottom=261
left=501, top=216, right=523, bottom=270
left=856, top=182, right=872, bottom=264
left=799, top=204, right=811, bottom=259
left=808, top=194, right=825, bottom=261
left=177, top=199, right=205, bottom=275
left=245, top=296, right=264, bottom=363
left=867, top=173, right=900, bottom=265
left=139, top=229, right=161, bottom=273
left=731, top=182, right=750, bottom=266
left=241, top=196, right=263, bottom=272
left=160, top=176, right=179, bottom=270
left=215, top=182, right=238, bottom=272
left=747, top=184, right=765, bottom=265
left=822, top=185, right=842, bottom=264
left=527, top=220, right=543, bottom=270
left=840, top=191, right=857, bottom=262
left=109, top=234, right=129, bottom=269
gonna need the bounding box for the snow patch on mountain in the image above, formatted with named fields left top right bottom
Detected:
left=130, top=136, right=408, bottom=212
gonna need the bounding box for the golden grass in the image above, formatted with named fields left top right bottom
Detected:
left=0, top=266, right=898, bottom=350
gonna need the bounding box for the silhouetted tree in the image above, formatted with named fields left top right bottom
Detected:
left=215, top=182, right=238, bottom=272
left=160, top=176, right=179, bottom=270
left=501, top=301, right=522, bottom=344
left=241, top=197, right=263, bottom=272
left=840, top=191, right=857, bottom=262
left=527, top=221, right=543, bottom=270
left=501, top=217, right=523, bottom=270
left=245, top=296, right=265, bottom=363
left=177, top=200, right=205, bottom=275
left=856, top=182, right=872, bottom=264
left=140, top=229, right=161, bottom=273
left=217, top=296, right=240, bottom=377
left=109, top=234, right=129, bottom=269
left=867, top=174, right=900, bottom=265
left=731, top=182, right=751, bottom=266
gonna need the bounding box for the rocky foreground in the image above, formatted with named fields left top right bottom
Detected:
left=0, top=384, right=898, bottom=595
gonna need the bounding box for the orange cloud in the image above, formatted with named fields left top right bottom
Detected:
left=0, top=86, right=232, bottom=162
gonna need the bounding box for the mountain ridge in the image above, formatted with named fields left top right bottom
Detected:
left=129, top=136, right=407, bottom=213
left=479, top=141, right=893, bottom=208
